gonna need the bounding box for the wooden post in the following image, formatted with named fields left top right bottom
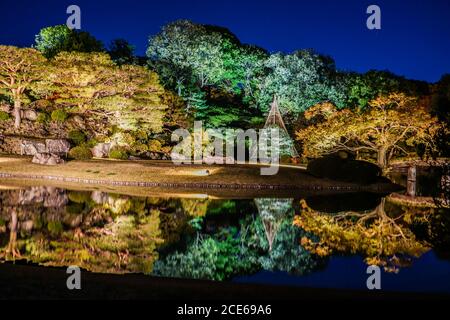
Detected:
left=407, top=166, right=416, bottom=197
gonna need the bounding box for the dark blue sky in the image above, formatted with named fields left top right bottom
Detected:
left=1, top=0, right=449, bottom=82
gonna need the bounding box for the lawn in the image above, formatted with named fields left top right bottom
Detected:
left=0, top=155, right=400, bottom=197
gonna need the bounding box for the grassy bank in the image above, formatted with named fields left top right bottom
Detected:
left=0, top=155, right=400, bottom=195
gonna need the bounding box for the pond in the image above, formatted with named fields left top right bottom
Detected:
left=0, top=170, right=449, bottom=295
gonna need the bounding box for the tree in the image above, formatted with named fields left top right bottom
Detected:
left=45, top=52, right=167, bottom=133
left=0, top=46, right=46, bottom=128
left=147, top=20, right=268, bottom=128
left=147, top=20, right=225, bottom=92
left=108, top=39, right=136, bottom=65
left=430, top=74, right=450, bottom=157
left=44, top=52, right=115, bottom=110
left=296, top=92, right=442, bottom=168
left=335, top=70, right=430, bottom=110
left=35, top=25, right=104, bottom=58
left=256, top=50, right=345, bottom=123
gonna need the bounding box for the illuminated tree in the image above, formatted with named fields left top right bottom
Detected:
left=44, top=52, right=167, bottom=132
left=0, top=190, right=164, bottom=274
left=256, top=50, right=345, bottom=122
left=296, top=93, right=442, bottom=168
left=147, top=20, right=267, bottom=127
left=0, top=46, right=46, bottom=128
left=35, top=25, right=104, bottom=58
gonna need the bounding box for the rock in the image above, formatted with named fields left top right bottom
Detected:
left=45, top=139, right=70, bottom=155
left=128, top=156, right=141, bottom=160
left=203, top=156, right=235, bottom=164
left=0, top=103, right=11, bottom=113
left=91, top=191, right=109, bottom=204
left=72, top=115, right=86, bottom=129
left=23, top=109, right=38, bottom=121
left=307, top=156, right=381, bottom=185
left=44, top=188, right=68, bottom=207
left=20, top=220, right=34, bottom=232
left=18, top=186, right=67, bottom=206
left=91, top=143, right=111, bottom=158
left=64, top=214, right=83, bottom=228
left=21, top=139, right=47, bottom=155
left=32, top=153, right=65, bottom=166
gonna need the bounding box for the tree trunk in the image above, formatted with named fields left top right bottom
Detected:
left=377, top=146, right=387, bottom=169
left=13, top=98, right=21, bottom=129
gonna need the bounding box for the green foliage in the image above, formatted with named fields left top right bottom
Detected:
left=47, top=221, right=63, bottom=236
left=108, top=39, right=136, bottom=65
left=109, top=147, right=129, bottom=160
left=51, top=109, right=68, bottom=123
left=36, top=112, right=50, bottom=124
left=338, top=70, right=429, bottom=109
left=0, top=46, right=47, bottom=127
left=430, top=74, right=450, bottom=157
left=68, top=130, right=87, bottom=146
left=148, top=140, right=162, bottom=152
left=147, top=20, right=267, bottom=128
left=35, top=25, right=104, bottom=58
left=256, top=50, right=345, bottom=120
left=68, top=145, right=93, bottom=160
left=0, top=111, right=10, bottom=121
left=153, top=229, right=258, bottom=281
left=68, top=191, right=92, bottom=204
left=258, top=219, right=323, bottom=275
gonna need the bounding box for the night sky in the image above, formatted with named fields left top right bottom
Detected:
left=1, top=0, right=449, bottom=82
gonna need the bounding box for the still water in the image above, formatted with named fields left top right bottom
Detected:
left=0, top=172, right=449, bottom=294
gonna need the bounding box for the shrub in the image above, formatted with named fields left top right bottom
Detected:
left=307, top=156, right=381, bottom=185
left=68, top=191, right=92, bottom=204
left=68, top=130, right=87, bottom=146
left=47, top=221, right=64, bottom=236
left=36, top=112, right=50, bottom=124
left=86, top=138, right=99, bottom=148
left=148, top=139, right=162, bottom=152
left=133, top=143, right=148, bottom=153
left=109, top=147, right=129, bottom=160
left=51, top=109, right=68, bottom=123
left=0, top=111, right=10, bottom=121
left=68, top=145, right=93, bottom=160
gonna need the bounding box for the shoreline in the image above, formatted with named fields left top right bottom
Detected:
left=0, top=155, right=401, bottom=195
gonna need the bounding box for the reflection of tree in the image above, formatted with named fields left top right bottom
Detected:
left=0, top=189, right=166, bottom=274
left=408, top=206, right=450, bottom=260
left=256, top=217, right=325, bottom=275
left=154, top=200, right=325, bottom=280
left=254, top=198, right=293, bottom=251
left=4, top=209, right=21, bottom=260
left=153, top=225, right=260, bottom=281
left=180, top=198, right=210, bottom=217
left=294, top=199, right=430, bottom=272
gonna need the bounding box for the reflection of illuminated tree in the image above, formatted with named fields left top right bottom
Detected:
left=407, top=206, right=450, bottom=260
left=294, top=199, right=430, bottom=272
left=153, top=226, right=260, bottom=281
left=4, top=209, right=21, bottom=260
left=180, top=198, right=210, bottom=217
left=257, top=218, right=325, bottom=275
left=0, top=190, right=165, bottom=274
left=254, top=198, right=293, bottom=251
left=154, top=199, right=324, bottom=280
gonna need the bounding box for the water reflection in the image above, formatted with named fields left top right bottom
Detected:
left=0, top=184, right=448, bottom=283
